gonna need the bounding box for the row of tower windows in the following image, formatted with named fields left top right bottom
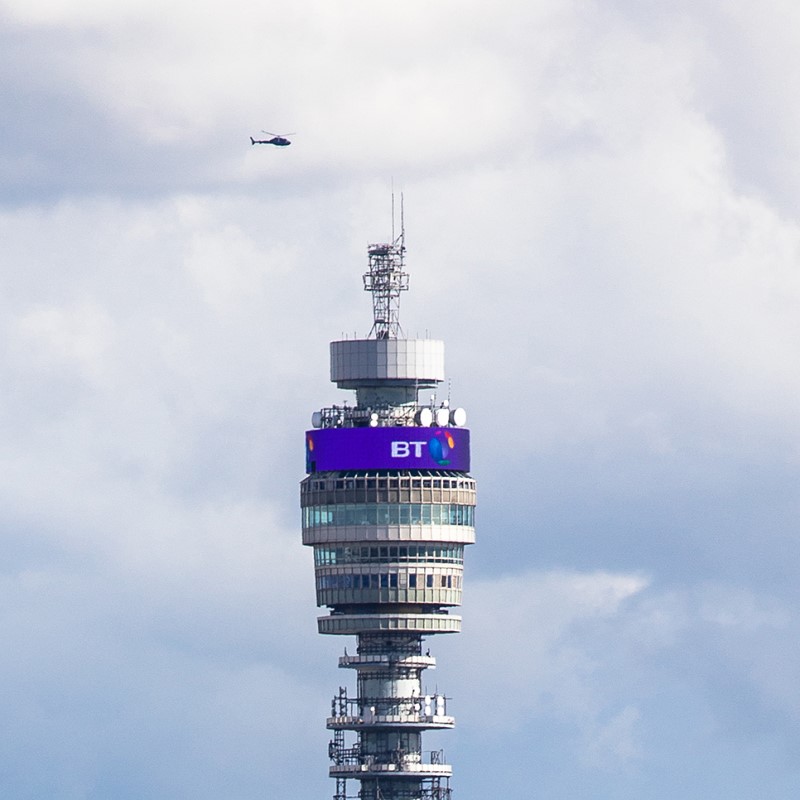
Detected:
left=318, top=573, right=461, bottom=590
left=304, top=475, right=475, bottom=493
left=304, top=488, right=475, bottom=507
left=315, top=544, right=464, bottom=566
left=350, top=669, right=419, bottom=682
left=303, top=503, right=474, bottom=529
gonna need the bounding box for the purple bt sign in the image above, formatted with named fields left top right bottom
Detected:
left=305, top=427, right=470, bottom=473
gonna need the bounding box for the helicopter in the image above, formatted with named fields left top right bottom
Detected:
left=250, top=131, right=293, bottom=147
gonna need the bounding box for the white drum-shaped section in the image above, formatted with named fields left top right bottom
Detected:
left=330, top=339, right=445, bottom=387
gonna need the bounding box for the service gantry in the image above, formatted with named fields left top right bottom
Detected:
left=300, top=216, right=476, bottom=800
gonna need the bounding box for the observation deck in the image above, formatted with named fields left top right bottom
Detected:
left=318, top=612, right=462, bottom=636
left=338, top=653, right=437, bottom=669
left=327, top=714, right=455, bottom=731
left=330, top=762, right=452, bottom=780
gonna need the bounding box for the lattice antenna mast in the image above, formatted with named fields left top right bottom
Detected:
left=363, top=194, right=409, bottom=339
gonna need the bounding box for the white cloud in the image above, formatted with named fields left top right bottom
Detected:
left=584, top=704, right=642, bottom=767
left=444, top=569, right=799, bottom=784
left=13, top=303, right=114, bottom=379
left=3, top=2, right=800, bottom=797
left=448, top=570, right=648, bottom=734
left=698, top=583, right=791, bottom=632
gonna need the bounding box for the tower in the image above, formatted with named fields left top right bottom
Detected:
left=301, top=212, right=475, bottom=800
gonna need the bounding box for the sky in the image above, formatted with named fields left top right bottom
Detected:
left=1, top=1, right=799, bottom=798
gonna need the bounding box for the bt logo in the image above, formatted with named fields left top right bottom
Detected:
left=390, top=441, right=426, bottom=458
left=390, top=431, right=456, bottom=465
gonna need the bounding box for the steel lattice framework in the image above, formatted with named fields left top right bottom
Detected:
left=363, top=238, right=409, bottom=339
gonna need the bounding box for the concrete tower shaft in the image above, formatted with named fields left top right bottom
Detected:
left=301, top=223, right=474, bottom=800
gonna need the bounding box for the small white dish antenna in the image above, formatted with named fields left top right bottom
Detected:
left=416, top=407, right=433, bottom=426
left=450, top=407, right=467, bottom=427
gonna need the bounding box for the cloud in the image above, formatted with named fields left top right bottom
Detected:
left=2, top=2, right=800, bottom=798
left=447, top=570, right=649, bottom=737
left=443, top=569, right=799, bottom=795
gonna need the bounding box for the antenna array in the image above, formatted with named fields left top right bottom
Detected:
left=363, top=194, right=408, bottom=339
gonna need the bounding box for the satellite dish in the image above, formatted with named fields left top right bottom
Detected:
left=311, top=411, right=323, bottom=428
left=369, top=412, right=379, bottom=427
left=435, top=407, right=450, bottom=427
left=449, top=407, right=467, bottom=427
left=416, top=407, right=433, bottom=426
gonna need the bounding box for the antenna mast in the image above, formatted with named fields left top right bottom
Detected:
left=363, top=193, right=408, bottom=339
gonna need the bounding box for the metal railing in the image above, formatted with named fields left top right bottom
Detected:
left=331, top=690, right=449, bottom=721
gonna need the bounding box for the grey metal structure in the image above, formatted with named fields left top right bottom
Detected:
left=363, top=238, right=409, bottom=339
left=301, top=220, right=475, bottom=800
